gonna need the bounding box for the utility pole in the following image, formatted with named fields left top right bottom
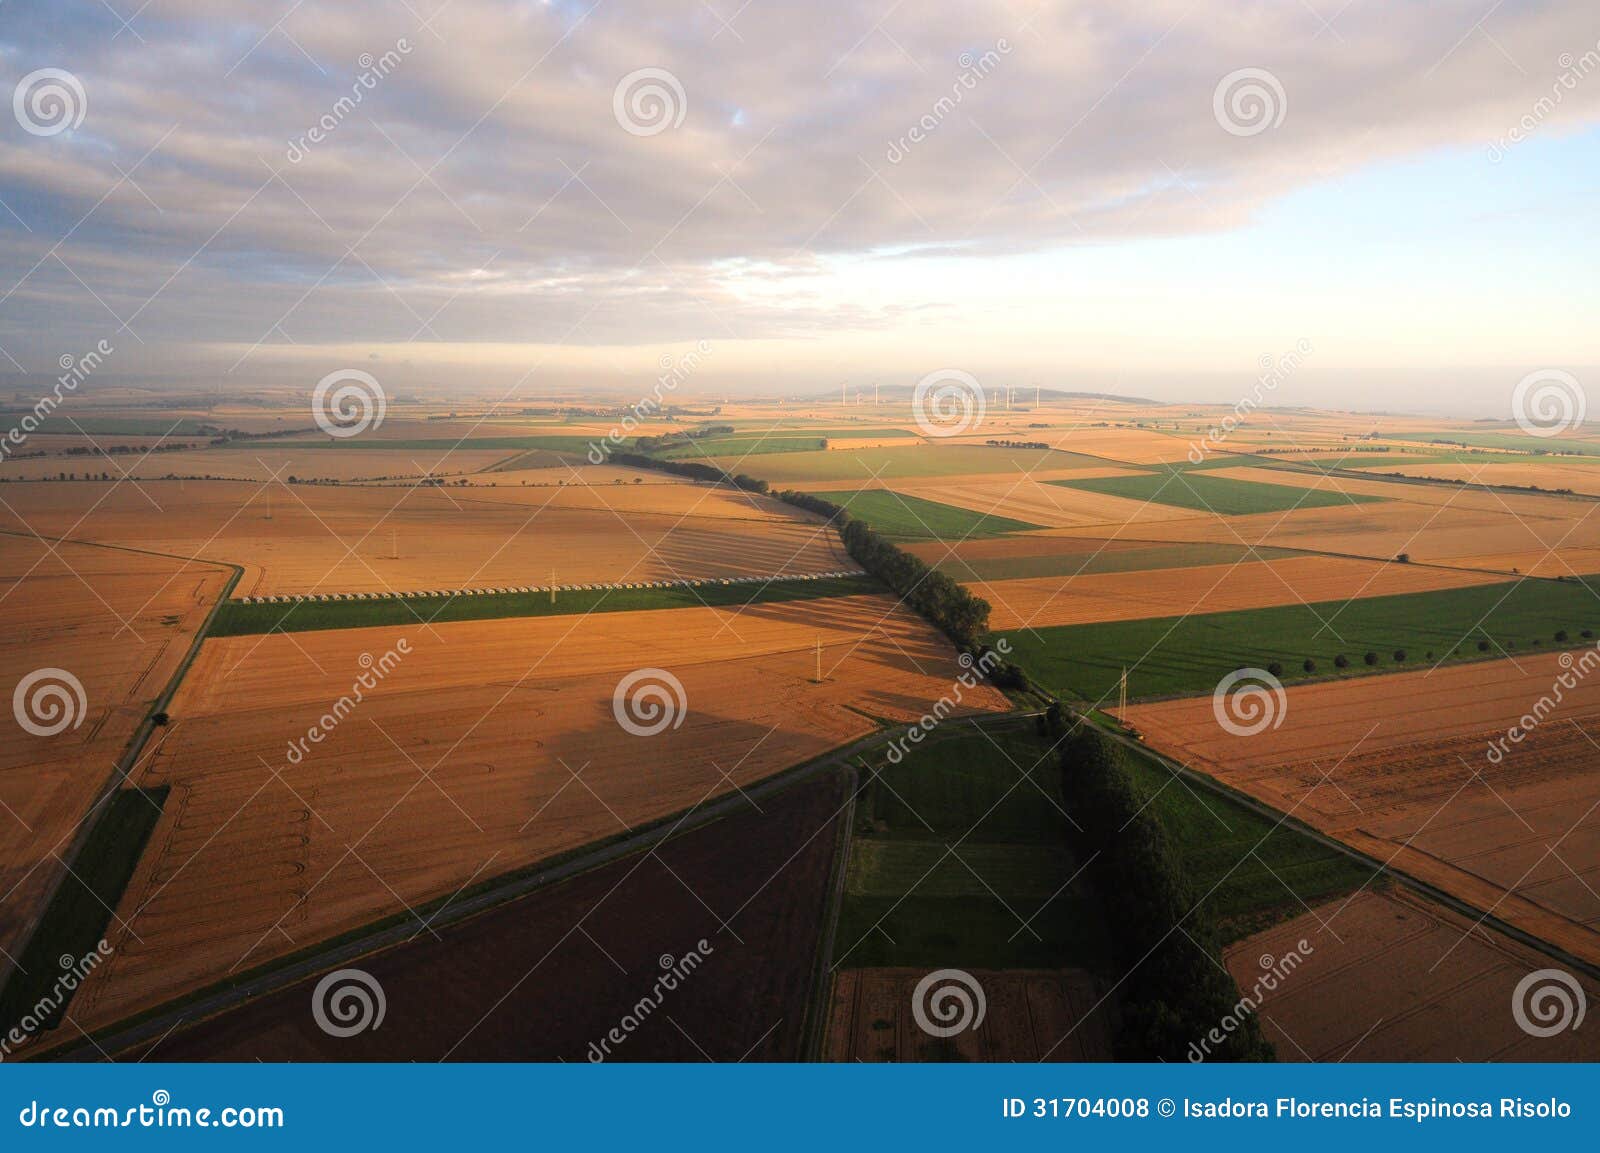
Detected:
left=550, top=567, right=556, bottom=605
left=1118, top=668, right=1127, bottom=717
left=815, top=635, right=823, bottom=683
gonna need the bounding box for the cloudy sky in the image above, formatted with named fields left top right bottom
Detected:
left=2, top=0, right=1598, bottom=412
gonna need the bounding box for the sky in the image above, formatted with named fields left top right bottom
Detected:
left=1, top=0, right=1598, bottom=414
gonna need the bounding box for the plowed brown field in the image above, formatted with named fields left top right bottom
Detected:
left=68, top=595, right=1008, bottom=1029
left=1224, top=889, right=1600, bottom=1060
left=1121, top=651, right=1600, bottom=966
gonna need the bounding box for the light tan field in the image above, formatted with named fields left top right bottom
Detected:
left=959, top=426, right=1198, bottom=464
left=0, top=447, right=519, bottom=482
left=975, top=554, right=1507, bottom=630
left=0, top=533, right=229, bottom=964
left=0, top=478, right=850, bottom=596
left=1050, top=486, right=1600, bottom=573
left=1225, top=889, right=1600, bottom=1060
left=824, top=968, right=1115, bottom=1061
left=1382, top=458, right=1600, bottom=496
left=67, top=595, right=1009, bottom=1029
left=1121, top=651, right=1600, bottom=966
left=890, top=477, right=1210, bottom=530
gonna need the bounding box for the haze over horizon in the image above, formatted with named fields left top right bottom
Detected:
left=3, top=0, right=1598, bottom=417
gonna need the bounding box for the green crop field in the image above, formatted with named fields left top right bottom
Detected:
left=210, top=575, right=879, bottom=637
left=934, top=541, right=1301, bottom=583
left=1049, top=470, right=1385, bottom=515
left=833, top=723, right=1113, bottom=970
left=1383, top=431, right=1600, bottom=455
left=1119, top=743, right=1370, bottom=937
left=999, top=575, right=1600, bottom=703
left=819, top=489, right=1041, bottom=541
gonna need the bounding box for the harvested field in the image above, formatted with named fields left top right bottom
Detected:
left=1121, top=650, right=1600, bottom=966
left=890, top=476, right=1213, bottom=530
left=0, top=478, right=850, bottom=597
left=976, top=554, right=1507, bottom=630
left=135, top=770, right=850, bottom=1061
left=915, top=537, right=1302, bottom=582
left=0, top=534, right=229, bottom=965
left=1046, top=492, right=1597, bottom=572
left=823, top=968, right=1116, bottom=1061
left=1224, top=889, right=1600, bottom=1060
left=66, top=595, right=1009, bottom=1030
left=1380, top=459, right=1600, bottom=496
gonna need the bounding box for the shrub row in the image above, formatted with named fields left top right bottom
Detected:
left=773, top=490, right=993, bottom=651
left=1059, top=724, right=1273, bottom=1062
left=608, top=451, right=770, bottom=494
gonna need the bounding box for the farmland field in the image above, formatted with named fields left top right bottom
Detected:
left=63, top=595, right=1008, bottom=1030
left=0, top=534, right=230, bottom=965
left=1224, top=889, right=1600, bottom=1060
left=1049, top=470, right=1386, bottom=515
left=817, top=489, right=1041, bottom=541
left=1000, top=574, right=1600, bottom=702
left=132, top=770, right=850, bottom=1061
left=1121, top=650, right=1600, bottom=966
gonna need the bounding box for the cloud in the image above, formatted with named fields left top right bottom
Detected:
left=0, top=0, right=1597, bottom=379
